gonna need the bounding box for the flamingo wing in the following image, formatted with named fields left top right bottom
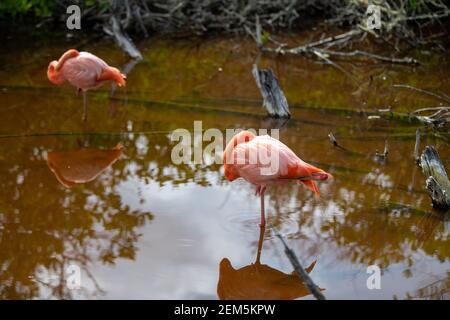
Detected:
left=232, top=135, right=326, bottom=195
left=61, top=52, right=108, bottom=89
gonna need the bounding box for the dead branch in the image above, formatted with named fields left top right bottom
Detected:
left=70, top=1, right=449, bottom=66
left=272, top=228, right=326, bottom=300
left=328, top=132, right=339, bottom=147
left=317, top=49, right=420, bottom=65
left=414, top=128, right=421, bottom=164
left=103, top=13, right=143, bottom=60
left=378, top=107, right=449, bottom=127
left=252, top=64, right=291, bottom=118
left=375, top=140, right=389, bottom=160
left=393, top=84, right=450, bottom=104
left=328, top=132, right=366, bottom=157
left=420, top=146, right=450, bottom=210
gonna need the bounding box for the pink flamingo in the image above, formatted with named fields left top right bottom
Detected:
left=224, top=131, right=332, bottom=227
left=47, top=49, right=126, bottom=121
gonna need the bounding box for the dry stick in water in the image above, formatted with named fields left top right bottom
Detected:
left=329, top=132, right=389, bottom=160
left=375, top=140, right=389, bottom=160
left=414, top=129, right=421, bottom=164
left=328, top=132, right=358, bottom=154
left=420, top=146, right=450, bottom=210
left=377, top=108, right=449, bottom=126
left=272, top=228, right=326, bottom=300
left=393, top=84, right=450, bottom=104
left=259, top=28, right=419, bottom=65
left=252, top=64, right=291, bottom=118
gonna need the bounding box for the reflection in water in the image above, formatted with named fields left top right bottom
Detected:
left=406, top=273, right=450, bottom=300
left=217, top=226, right=322, bottom=300
left=0, top=34, right=448, bottom=298
left=0, top=140, right=152, bottom=299
left=47, top=143, right=123, bottom=187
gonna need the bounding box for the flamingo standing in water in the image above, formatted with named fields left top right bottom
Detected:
left=47, top=49, right=126, bottom=121
left=223, top=131, right=331, bottom=226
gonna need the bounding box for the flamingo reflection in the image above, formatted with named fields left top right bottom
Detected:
left=217, top=226, right=323, bottom=300
left=47, top=143, right=123, bottom=187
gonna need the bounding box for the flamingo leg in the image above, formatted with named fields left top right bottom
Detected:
left=255, top=224, right=265, bottom=265
left=82, top=90, right=88, bottom=122
left=259, top=186, right=266, bottom=227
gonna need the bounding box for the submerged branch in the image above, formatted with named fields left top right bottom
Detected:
left=414, top=129, right=421, bottom=164
left=378, top=108, right=449, bottom=127
left=272, top=228, right=326, bottom=300
left=393, top=84, right=450, bottom=104
left=328, top=132, right=366, bottom=157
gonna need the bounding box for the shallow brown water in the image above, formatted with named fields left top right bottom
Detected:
left=0, top=32, right=449, bottom=299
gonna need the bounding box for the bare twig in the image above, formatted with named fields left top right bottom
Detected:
left=378, top=108, right=450, bottom=127
left=328, top=132, right=339, bottom=147
left=375, top=140, right=389, bottom=160
left=414, top=129, right=421, bottom=164
left=318, top=49, right=420, bottom=65
left=393, top=84, right=450, bottom=104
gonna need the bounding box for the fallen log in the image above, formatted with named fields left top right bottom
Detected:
left=252, top=64, right=291, bottom=118
left=420, top=146, right=450, bottom=210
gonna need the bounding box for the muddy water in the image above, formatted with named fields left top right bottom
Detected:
left=0, top=32, right=449, bottom=299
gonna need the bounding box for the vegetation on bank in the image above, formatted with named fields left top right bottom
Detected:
left=2, top=1, right=449, bottom=61
left=2, top=1, right=448, bottom=36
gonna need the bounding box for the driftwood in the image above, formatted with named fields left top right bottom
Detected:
left=328, top=132, right=368, bottom=157
left=420, top=146, right=450, bottom=210
left=249, top=1, right=449, bottom=65
left=252, top=64, right=291, bottom=118
left=34, top=1, right=450, bottom=62
left=255, top=23, right=420, bottom=65
left=414, top=129, right=421, bottom=163
left=378, top=107, right=450, bottom=127
left=103, top=14, right=143, bottom=60
left=272, top=228, right=326, bottom=300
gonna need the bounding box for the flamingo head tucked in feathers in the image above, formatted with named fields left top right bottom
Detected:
left=223, top=130, right=256, bottom=181
left=47, top=60, right=64, bottom=85
left=47, top=49, right=80, bottom=85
